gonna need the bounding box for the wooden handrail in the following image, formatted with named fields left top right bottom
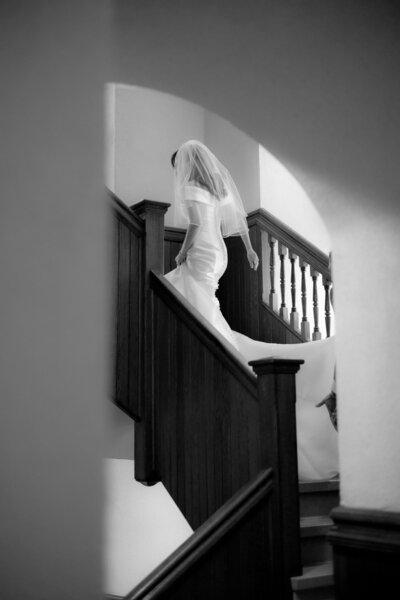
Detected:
left=216, top=208, right=334, bottom=343
left=111, top=193, right=305, bottom=598
left=110, top=189, right=145, bottom=237
left=150, top=271, right=257, bottom=397
left=125, top=469, right=274, bottom=599
left=247, top=208, right=331, bottom=280
left=148, top=267, right=303, bottom=597
left=164, top=209, right=331, bottom=280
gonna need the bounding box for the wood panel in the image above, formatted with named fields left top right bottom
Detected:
left=130, top=200, right=170, bottom=483
left=150, top=271, right=303, bottom=598
left=260, top=302, right=303, bottom=344
left=152, top=272, right=259, bottom=528
left=217, top=230, right=261, bottom=339
left=218, top=226, right=303, bottom=344
left=113, top=210, right=144, bottom=420
left=329, top=505, right=400, bottom=599
left=126, top=470, right=276, bottom=600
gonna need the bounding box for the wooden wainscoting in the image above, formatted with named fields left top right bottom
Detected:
left=329, top=505, right=400, bottom=599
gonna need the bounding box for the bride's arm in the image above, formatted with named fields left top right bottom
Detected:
left=175, top=223, right=199, bottom=265
left=175, top=202, right=201, bottom=265
left=240, top=231, right=259, bottom=270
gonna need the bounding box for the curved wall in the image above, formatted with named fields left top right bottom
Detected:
left=108, top=84, right=329, bottom=250
left=111, top=0, right=400, bottom=511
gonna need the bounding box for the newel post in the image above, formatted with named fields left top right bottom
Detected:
left=131, top=200, right=170, bottom=484
left=249, top=357, right=304, bottom=597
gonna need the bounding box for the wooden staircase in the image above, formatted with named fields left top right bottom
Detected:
left=291, top=478, right=339, bottom=599
left=111, top=192, right=339, bottom=599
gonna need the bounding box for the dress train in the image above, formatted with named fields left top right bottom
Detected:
left=165, top=184, right=338, bottom=481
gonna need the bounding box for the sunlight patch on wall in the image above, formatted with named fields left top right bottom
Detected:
left=259, top=145, right=331, bottom=254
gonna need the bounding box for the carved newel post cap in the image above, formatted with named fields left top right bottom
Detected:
left=249, top=357, right=304, bottom=376
left=131, top=199, right=171, bottom=219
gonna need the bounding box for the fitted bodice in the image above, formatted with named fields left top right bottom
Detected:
left=183, top=184, right=223, bottom=242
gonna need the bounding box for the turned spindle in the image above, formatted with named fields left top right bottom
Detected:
left=278, top=243, right=289, bottom=321
left=311, top=270, right=321, bottom=340
left=300, top=259, right=310, bottom=340
left=323, top=277, right=332, bottom=338
left=269, top=236, right=278, bottom=312
left=289, top=251, right=299, bottom=331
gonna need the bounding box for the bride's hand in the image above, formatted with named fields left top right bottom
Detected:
left=175, top=250, right=187, bottom=266
left=247, top=249, right=259, bottom=270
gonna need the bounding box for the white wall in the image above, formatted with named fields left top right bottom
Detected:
left=108, top=86, right=265, bottom=225
left=105, top=459, right=193, bottom=597
left=112, top=84, right=205, bottom=227
left=0, top=3, right=108, bottom=598
left=204, top=110, right=261, bottom=213
left=259, top=146, right=331, bottom=254
left=111, top=0, right=400, bottom=512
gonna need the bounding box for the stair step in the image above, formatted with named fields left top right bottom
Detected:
left=300, top=516, right=333, bottom=565
left=293, top=587, right=334, bottom=600
left=291, top=561, right=334, bottom=591
left=300, top=515, right=333, bottom=537
left=299, top=479, right=339, bottom=494
left=299, top=478, right=339, bottom=518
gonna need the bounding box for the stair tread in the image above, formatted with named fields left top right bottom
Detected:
left=291, top=562, right=334, bottom=591
left=300, top=515, right=333, bottom=537
left=299, top=478, right=339, bottom=494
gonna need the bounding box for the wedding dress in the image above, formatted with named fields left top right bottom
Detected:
left=165, top=182, right=338, bottom=482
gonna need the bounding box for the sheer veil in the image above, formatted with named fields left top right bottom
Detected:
left=174, top=140, right=249, bottom=237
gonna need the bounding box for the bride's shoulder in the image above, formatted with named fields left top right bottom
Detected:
left=183, top=184, right=213, bottom=204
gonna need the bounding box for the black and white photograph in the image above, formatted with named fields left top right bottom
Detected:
left=1, top=2, right=400, bottom=599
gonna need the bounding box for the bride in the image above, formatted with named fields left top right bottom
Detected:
left=165, top=140, right=338, bottom=481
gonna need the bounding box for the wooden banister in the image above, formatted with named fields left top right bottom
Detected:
left=130, top=200, right=170, bottom=483
left=112, top=193, right=145, bottom=420
left=247, top=208, right=330, bottom=280
left=250, top=357, right=304, bottom=590
left=125, top=470, right=274, bottom=599
left=111, top=192, right=170, bottom=481
left=112, top=194, right=307, bottom=598
left=147, top=271, right=304, bottom=597
left=150, top=271, right=257, bottom=395
left=217, top=208, right=333, bottom=344
left=110, top=190, right=145, bottom=236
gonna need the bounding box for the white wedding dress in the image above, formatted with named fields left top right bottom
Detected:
left=165, top=185, right=338, bottom=481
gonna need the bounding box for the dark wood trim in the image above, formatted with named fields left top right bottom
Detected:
left=329, top=505, right=400, bottom=552
left=251, top=358, right=304, bottom=592
left=125, top=469, right=274, bottom=599
left=112, top=204, right=144, bottom=421
left=261, top=301, right=304, bottom=342
left=109, top=190, right=145, bottom=237
left=249, top=356, right=305, bottom=374
left=131, top=199, right=172, bottom=220
left=329, top=505, right=400, bottom=599
left=150, top=270, right=258, bottom=398
left=164, top=226, right=186, bottom=243
left=248, top=208, right=331, bottom=280
left=132, top=202, right=170, bottom=484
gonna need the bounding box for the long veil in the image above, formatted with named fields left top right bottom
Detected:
left=173, top=139, right=249, bottom=237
